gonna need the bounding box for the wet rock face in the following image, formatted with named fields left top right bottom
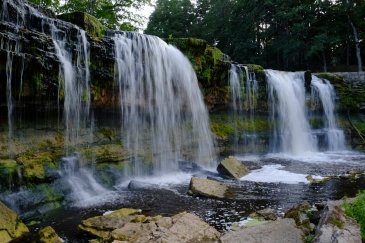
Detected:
left=0, top=201, right=29, bottom=242
left=0, top=0, right=116, bottom=107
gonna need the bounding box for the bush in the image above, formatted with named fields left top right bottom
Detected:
left=343, top=190, right=365, bottom=239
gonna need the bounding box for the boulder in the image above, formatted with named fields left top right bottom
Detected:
left=78, top=208, right=142, bottom=240
left=284, top=201, right=312, bottom=234
left=220, top=218, right=303, bottom=243
left=255, top=208, right=278, bottom=221
left=314, top=201, right=361, bottom=243
left=188, top=177, right=232, bottom=199
left=36, top=226, right=63, bottom=243
left=111, top=212, right=221, bottom=242
left=0, top=201, right=29, bottom=242
left=217, top=156, right=249, bottom=180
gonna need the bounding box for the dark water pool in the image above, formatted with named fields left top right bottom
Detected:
left=25, top=151, right=365, bottom=242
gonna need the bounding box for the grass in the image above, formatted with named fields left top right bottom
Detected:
left=343, top=190, right=365, bottom=239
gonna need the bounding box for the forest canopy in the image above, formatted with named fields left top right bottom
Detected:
left=146, top=0, right=365, bottom=72
left=29, top=0, right=151, bottom=30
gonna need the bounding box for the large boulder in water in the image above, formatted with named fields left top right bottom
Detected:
left=188, top=177, right=233, bottom=199
left=0, top=201, right=29, bottom=242
left=220, top=218, right=303, bottom=243
left=217, top=156, right=249, bottom=180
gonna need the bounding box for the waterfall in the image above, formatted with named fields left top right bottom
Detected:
left=114, top=32, right=216, bottom=176
left=311, top=76, right=345, bottom=150
left=228, top=64, right=259, bottom=152
left=51, top=25, right=91, bottom=148
left=1, top=0, right=24, bottom=157
left=266, top=70, right=317, bottom=154
left=229, top=64, right=243, bottom=111
left=59, top=155, right=108, bottom=207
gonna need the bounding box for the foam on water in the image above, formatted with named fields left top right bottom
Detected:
left=119, top=172, right=193, bottom=188
left=265, top=150, right=365, bottom=164
left=240, top=164, right=310, bottom=184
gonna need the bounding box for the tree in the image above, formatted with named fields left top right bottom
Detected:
left=29, top=0, right=60, bottom=12
left=28, top=0, right=151, bottom=30
left=145, top=0, right=196, bottom=38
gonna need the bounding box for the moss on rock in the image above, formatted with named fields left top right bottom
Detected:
left=58, top=12, right=106, bottom=39
left=0, top=201, right=29, bottom=242
left=165, top=38, right=230, bottom=108
left=17, top=152, right=58, bottom=183
left=316, top=73, right=361, bottom=112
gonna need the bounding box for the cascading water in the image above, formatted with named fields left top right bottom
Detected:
left=311, top=76, right=345, bottom=150
left=59, top=155, right=109, bottom=207
left=229, top=64, right=243, bottom=111
left=0, top=0, right=104, bottom=206
left=114, top=32, right=216, bottom=176
left=266, top=70, right=317, bottom=154
left=51, top=25, right=91, bottom=148
left=228, top=64, right=259, bottom=152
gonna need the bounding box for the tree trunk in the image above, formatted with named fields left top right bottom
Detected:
left=349, top=18, right=363, bottom=72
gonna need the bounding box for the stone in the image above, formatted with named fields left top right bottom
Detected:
left=314, top=201, right=361, bottom=243
left=37, top=226, right=63, bottom=243
left=111, top=212, right=221, bottom=243
left=58, top=12, right=106, bottom=39
left=285, top=201, right=312, bottom=234
left=78, top=208, right=142, bottom=240
left=256, top=208, right=278, bottom=221
left=127, top=180, right=151, bottom=190
left=0, top=201, right=29, bottom=242
left=188, top=177, right=232, bottom=199
left=220, top=218, right=303, bottom=243
left=217, top=156, right=249, bottom=180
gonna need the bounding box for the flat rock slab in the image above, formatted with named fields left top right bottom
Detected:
left=220, top=218, right=303, bottom=243
left=188, top=177, right=232, bottom=199
left=217, top=156, right=249, bottom=180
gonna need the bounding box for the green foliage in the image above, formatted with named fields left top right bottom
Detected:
left=147, top=0, right=365, bottom=71
left=343, top=191, right=365, bottom=239
left=29, top=0, right=150, bottom=30
left=146, top=0, right=196, bottom=37
left=29, top=0, right=60, bottom=11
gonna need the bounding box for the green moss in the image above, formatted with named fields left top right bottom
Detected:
left=0, top=160, right=17, bottom=174
left=247, top=64, right=265, bottom=82
left=328, top=215, right=344, bottom=229
left=210, top=123, right=235, bottom=139
left=36, top=184, right=63, bottom=203
left=304, top=234, right=315, bottom=243
left=316, top=73, right=360, bottom=112
left=309, top=117, right=324, bottom=129
left=58, top=12, right=106, bottom=39
left=343, top=191, right=365, bottom=239
left=17, top=152, right=58, bottom=182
